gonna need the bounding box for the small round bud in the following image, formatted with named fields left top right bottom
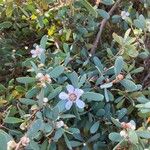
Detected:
left=36, top=73, right=43, bottom=79
left=25, top=46, right=28, bottom=50
left=12, top=50, right=16, bottom=53
left=83, top=143, right=86, bottom=146
left=20, top=122, right=27, bottom=130
left=43, top=97, right=48, bottom=103
left=116, top=74, right=124, bottom=81
left=55, top=120, right=64, bottom=128
left=38, top=63, right=44, bottom=68
left=7, top=140, right=17, bottom=150
left=21, top=136, right=30, bottom=147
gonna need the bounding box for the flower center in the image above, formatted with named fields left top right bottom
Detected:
left=69, top=93, right=77, bottom=101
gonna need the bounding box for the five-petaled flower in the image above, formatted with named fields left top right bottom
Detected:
left=121, top=11, right=130, bottom=20
left=30, top=45, right=44, bottom=58
left=36, top=73, right=52, bottom=87
left=59, top=85, right=85, bottom=110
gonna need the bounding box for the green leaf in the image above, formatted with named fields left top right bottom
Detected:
left=134, top=15, right=146, bottom=30
left=109, top=132, right=122, bottom=142
left=120, top=79, right=137, bottom=92
left=136, top=131, right=150, bottom=139
left=64, top=133, right=72, bottom=150
left=0, top=21, right=12, bottom=29
left=70, top=141, right=82, bottom=147
left=113, top=33, right=123, bottom=45
left=93, top=56, right=103, bottom=72
left=48, top=87, right=62, bottom=100
left=68, top=72, right=78, bottom=88
left=4, top=117, right=24, bottom=124
left=100, top=82, right=113, bottom=89
left=60, top=114, right=76, bottom=119
left=20, top=98, right=37, bottom=105
left=49, top=66, right=64, bottom=78
left=40, top=35, right=48, bottom=49
left=114, top=56, right=124, bottom=76
left=90, top=121, right=100, bottom=134
left=16, top=77, right=36, bottom=84
left=26, top=87, right=40, bottom=99
left=53, top=128, right=64, bottom=142
left=83, top=92, right=104, bottom=101
left=111, top=117, right=121, bottom=128
left=27, top=119, right=43, bottom=138
left=80, top=0, right=98, bottom=17
left=101, top=0, right=114, bottom=5
left=0, top=84, right=6, bottom=93
left=98, top=9, right=110, bottom=19
left=0, top=130, right=12, bottom=150
left=128, top=130, right=138, bottom=144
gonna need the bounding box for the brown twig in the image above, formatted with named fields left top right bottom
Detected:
left=90, top=0, right=122, bottom=55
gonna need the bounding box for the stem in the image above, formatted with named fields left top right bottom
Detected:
left=90, top=0, right=122, bottom=55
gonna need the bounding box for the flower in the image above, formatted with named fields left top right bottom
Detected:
left=121, top=11, right=130, bottom=20
left=21, top=136, right=30, bottom=147
left=7, top=140, right=17, bottom=150
left=120, top=130, right=128, bottom=138
left=59, top=85, right=85, bottom=110
left=55, top=120, right=64, bottom=128
left=121, top=121, right=136, bottom=130
left=30, top=45, right=44, bottom=58
left=36, top=73, right=52, bottom=87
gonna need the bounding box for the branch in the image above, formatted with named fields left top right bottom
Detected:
left=90, top=0, right=122, bottom=55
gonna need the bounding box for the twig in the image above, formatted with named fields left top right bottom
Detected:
left=90, top=0, right=122, bottom=55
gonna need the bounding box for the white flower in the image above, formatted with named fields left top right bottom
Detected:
left=55, top=120, right=64, bottom=128
left=121, top=11, right=130, bottom=20
left=30, top=45, right=44, bottom=58
left=43, top=97, right=48, bottom=103
left=21, top=136, right=30, bottom=147
left=7, top=140, right=17, bottom=150
left=59, top=85, right=85, bottom=110
left=36, top=73, right=44, bottom=79
left=120, top=130, right=128, bottom=138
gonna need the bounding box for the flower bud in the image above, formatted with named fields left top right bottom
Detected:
left=36, top=73, right=43, bottom=79
left=55, top=120, right=64, bottom=128
left=43, top=97, right=48, bottom=103
left=21, top=136, right=30, bottom=147
left=7, top=140, right=17, bottom=150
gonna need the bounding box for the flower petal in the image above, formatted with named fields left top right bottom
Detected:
left=74, top=89, right=84, bottom=99
left=59, top=92, right=69, bottom=100
left=65, top=101, right=73, bottom=110
left=76, top=99, right=85, bottom=109
left=66, top=85, right=74, bottom=93
left=30, top=50, right=35, bottom=54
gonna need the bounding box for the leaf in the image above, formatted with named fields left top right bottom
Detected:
left=109, top=132, right=122, bottom=142
left=113, top=33, right=123, bottom=45
left=16, top=77, right=36, bottom=84
left=136, top=131, right=150, bottom=139
left=70, top=141, right=82, bottom=147
left=40, top=35, right=48, bottom=49
left=0, top=130, right=12, bottom=150
left=80, top=0, right=98, bottom=17
left=83, top=92, right=104, bottom=102
left=64, top=133, right=72, bottom=150
left=98, top=9, right=110, bottom=19
left=60, top=114, right=76, bottom=119
left=134, top=15, right=146, bottom=30
left=128, top=130, right=138, bottom=144
left=100, top=82, right=113, bottom=89
left=90, top=121, right=100, bottom=134
left=19, top=98, right=37, bottom=105
left=93, top=57, right=104, bottom=72
left=120, top=79, right=137, bottom=92
left=68, top=72, right=78, bottom=88
left=27, top=119, right=43, bottom=138
left=0, top=21, right=12, bottom=29
left=53, top=128, right=64, bottom=142
left=49, top=66, right=64, bottom=78
left=26, top=87, right=40, bottom=99
left=114, top=56, right=124, bottom=76
left=101, top=0, right=114, bottom=5
left=48, top=87, right=62, bottom=100
left=111, top=117, right=121, bottom=128
left=4, top=117, right=24, bottom=124
left=0, top=84, right=6, bottom=93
